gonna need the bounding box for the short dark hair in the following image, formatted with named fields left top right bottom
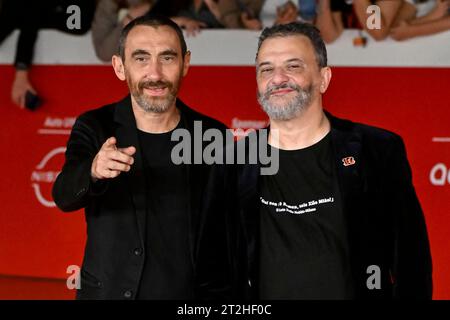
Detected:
left=256, top=22, right=327, bottom=69
left=118, top=14, right=188, bottom=62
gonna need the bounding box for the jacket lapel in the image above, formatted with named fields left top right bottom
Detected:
left=237, top=131, right=263, bottom=288
left=329, top=115, right=365, bottom=209
left=328, top=113, right=370, bottom=292
left=178, top=100, right=202, bottom=267
left=239, top=162, right=260, bottom=285
left=114, top=95, right=147, bottom=247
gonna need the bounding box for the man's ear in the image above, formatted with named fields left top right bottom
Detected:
left=319, top=66, right=332, bottom=94
left=112, top=55, right=126, bottom=81
left=182, top=51, right=191, bottom=77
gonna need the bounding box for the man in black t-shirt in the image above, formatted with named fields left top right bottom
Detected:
left=202, top=22, right=432, bottom=300
left=53, top=15, right=226, bottom=300
left=255, top=20, right=355, bottom=300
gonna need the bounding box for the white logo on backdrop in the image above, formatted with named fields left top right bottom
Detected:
left=31, top=116, right=73, bottom=207
left=231, top=118, right=269, bottom=138
left=430, top=163, right=450, bottom=186
left=430, top=137, right=450, bottom=186
left=31, top=147, right=66, bottom=207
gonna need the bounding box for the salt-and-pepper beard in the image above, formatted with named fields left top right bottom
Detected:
left=258, top=82, right=314, bottom=121
left=127, top=72, right=181, bottom=114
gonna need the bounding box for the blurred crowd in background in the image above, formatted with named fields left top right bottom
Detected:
left=1, top=0, right=449, bottom=109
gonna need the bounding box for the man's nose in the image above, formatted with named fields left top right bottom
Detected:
left=270, top=68, right=290, bottom=86
left=146, top=60, right=163, bottom=81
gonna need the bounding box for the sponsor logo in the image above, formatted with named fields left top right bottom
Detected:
left=430, top=163, right=450, bottom=186
left=31, top=147, right=66, bottom=207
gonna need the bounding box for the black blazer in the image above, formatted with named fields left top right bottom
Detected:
left=52, top=95, right=226, bottom=300
left=199, top=112, right=433, bottom=300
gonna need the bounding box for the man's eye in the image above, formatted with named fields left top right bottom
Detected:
left=136, top=57, right=147, bottom=62
left=287, top=65, right=300, bottom=70
left=261, top=68, right=273, bottom=74
left=162, top=56, right=175, bottom=62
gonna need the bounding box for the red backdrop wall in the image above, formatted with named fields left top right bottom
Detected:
left=0, top=65, right=449, bottom=299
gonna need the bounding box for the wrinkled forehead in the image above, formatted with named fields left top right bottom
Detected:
left=125, top=25, right=182, bottom=56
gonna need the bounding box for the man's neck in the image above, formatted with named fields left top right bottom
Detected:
left=269, top=103, right=330, bottom=150
left=131, top=98, right=180, bottom=133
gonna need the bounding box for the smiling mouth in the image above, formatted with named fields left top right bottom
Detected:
left=143, top=87, right=168, bottom=96
left=268, top=88, right=297, bottom=97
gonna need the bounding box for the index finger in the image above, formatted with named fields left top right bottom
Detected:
left=110, top=149, right=134, bottom=165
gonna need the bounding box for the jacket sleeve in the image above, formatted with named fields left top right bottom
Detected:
left=52, top=114, right=108, bottom=212
left=387, top=135, right=433, bottom=299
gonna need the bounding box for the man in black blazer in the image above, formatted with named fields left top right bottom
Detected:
left=199, top=22, right=432, bottom=300
left=52, top=15, right=225, bottom=300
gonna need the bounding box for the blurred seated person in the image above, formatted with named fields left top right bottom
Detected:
left=169, top=0, right=264, bottom=34
left=236, top=0, right=264, bottom=30
left=317, top=0, right=411, bottom=43
left=259, top=0, right=317, bottom=27
left=391, top=0, right=450, bottom=41
left=92, top=0, right=264, bottom=62
left=91, top=0, right=154, bottom=62
left=148, top=0, right=264, bottom=33
left=316, top=0, right=354, bottom=43
left=352, top=0, right=430, bottom=40
left=0, top=0, right=96, bottom=109
left=316, top=0, right=449, bottom=43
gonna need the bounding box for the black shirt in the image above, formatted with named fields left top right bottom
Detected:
left=259, top=133, right=354, bottom=299
left=136, top=117, right=194, bottom=300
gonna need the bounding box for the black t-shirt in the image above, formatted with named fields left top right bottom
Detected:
left=136, top=117, right=194, bottom=300
left=259, top=133, right=354, bottom=299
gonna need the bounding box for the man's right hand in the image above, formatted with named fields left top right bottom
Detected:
left=91, top=137, right=136, bottom=180
left=11, top=70, right=37, bottom=109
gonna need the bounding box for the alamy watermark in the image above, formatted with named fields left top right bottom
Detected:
left=366, top=265, right=382, bottom=290
left=66, top=5, right=81, bottom=30
left=66, top=265, right=80, bottom=290
left=366, top=5, right=382, bottom=30
left=170, top=122, right=279, bottom=176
